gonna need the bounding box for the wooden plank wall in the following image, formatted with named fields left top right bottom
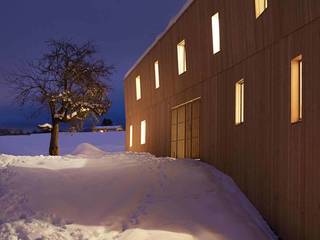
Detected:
left=124, top=0, right=320, bottom=239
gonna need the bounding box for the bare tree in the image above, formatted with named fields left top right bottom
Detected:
left=7, top=40, right=113, bottom=155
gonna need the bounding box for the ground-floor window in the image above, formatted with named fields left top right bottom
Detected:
left=141, top=120, right=146, bottom=145
left=235, top=79, right=245, bottom=125
left=129, top=125, right=133, bottom=147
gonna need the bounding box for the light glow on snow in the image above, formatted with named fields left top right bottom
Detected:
left=0, top=132, right=276, bottom=240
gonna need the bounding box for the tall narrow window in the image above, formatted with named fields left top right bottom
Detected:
left=154, top=60, right=160, bottom=89
left=291, top=55, right=303, bottom=123
left=255, top=0, right=268, bottom=18
left=141, top=120, right=146, bottom=145
left=235, top=79, right=245, bottom=125
left=211, top=13, right=221, bottom=54
left=177, top=40, right=187, bottom=75
left=129, top=125, right=133, bottom=148
left=135, top=75, right=141, bottom=100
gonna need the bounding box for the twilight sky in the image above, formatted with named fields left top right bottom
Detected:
left=0, top=0, right=187, bottom=129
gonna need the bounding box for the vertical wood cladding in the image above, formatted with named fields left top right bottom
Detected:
left=124, top=0, right=320, bottom=239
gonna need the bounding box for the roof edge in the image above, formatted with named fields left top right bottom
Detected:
left=124, top=0, right=195, bottom=79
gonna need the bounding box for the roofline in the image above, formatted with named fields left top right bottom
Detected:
left=124, top=0, right=195, bottom=79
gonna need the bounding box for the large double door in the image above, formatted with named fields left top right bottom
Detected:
left=171, top=99, right=200, bottom=159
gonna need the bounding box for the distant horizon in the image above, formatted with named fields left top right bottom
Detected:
left=0, top=0, right=187, bottom=129
left=0, top=104, right=125, bottom=130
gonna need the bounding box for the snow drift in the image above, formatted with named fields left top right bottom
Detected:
left=0, top=140, right=277, bottom=240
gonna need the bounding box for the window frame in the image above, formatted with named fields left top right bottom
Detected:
left=291, top=55, right=303, bottom=124
left=140, top=120, right=146, bottom=145
left=154, top=60, right=160, bottom=89
left=135, top=75, right=141, bottom=101
left=129, top=125, right=133, bottom=148
left=255, top=0, right=268, bottom=18
left=177, top=40, right=187, bottom=75
left=211, top=12, right=221, bottom=54
left=235, top=79, right=245, bottom=125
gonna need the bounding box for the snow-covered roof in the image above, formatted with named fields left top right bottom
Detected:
left=124, top=0, right=195, bottom=79
left=38, top=123, right=53, bottom=129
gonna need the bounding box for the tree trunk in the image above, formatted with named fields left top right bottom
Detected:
left=49, top=121, right=59, bottom=156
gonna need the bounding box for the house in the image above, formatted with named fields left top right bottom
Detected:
left=37, top=123, right=53, bottom=132
left=92, top=125, right=124, bottom=133
left=124, top=0, right=320, bottom=239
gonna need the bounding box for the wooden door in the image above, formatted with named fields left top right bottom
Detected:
left=171, top=109, right=178, bottom=158
left=191, top=100, right=200, bottom=158
left=171, top=99, right=200, bottom=159
left=177, top=106, right=186, bottom=158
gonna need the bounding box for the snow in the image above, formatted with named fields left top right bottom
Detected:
left=0, top=132, right=277, bottom=240
left=37, top=123, right=52, bottom=129
left=52, top=92, right=106, bottom=121
left=94, top=125, right=123, bottom=130
left=125, top=0, right=195, bottom=79
left=0, top=131, right=125, bottom=156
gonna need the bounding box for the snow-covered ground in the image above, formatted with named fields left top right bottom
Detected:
left=0, top=132, right=277, bottom=240
left=0, top=131, right=125, bottom=155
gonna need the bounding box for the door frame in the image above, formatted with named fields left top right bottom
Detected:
left=170, top=97, right=201, bottom=159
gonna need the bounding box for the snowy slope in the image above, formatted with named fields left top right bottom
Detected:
left=0, top=135, right=277, bottom=240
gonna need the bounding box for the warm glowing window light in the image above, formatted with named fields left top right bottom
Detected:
left=177, top=40, right=187, bottom=75
left=154, top=60, right=160, bottom=89
left=255, top=0, right=268, bottom=18
left=135, top=76, right=141, bottom=100
left=235, top=79, right=245, bottom=125
left=291, top=55, right=303, bottom=123
left=141, top=120, right=146, bottom=145
left=129, top=125, right=133, bottom=147
left=211, top=13, right=221, bottom=54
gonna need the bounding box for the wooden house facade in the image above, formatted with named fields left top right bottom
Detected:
left=124, top=0, right=320, bottom=239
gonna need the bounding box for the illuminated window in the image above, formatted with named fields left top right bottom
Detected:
left=154, top=60, right=160, bottom=89
left=235, top=79, right=245, bottom=125
left=291, top=55, right=303, bottom=123
left=211, top=13, right=221, bottom=54
left=135, top=76, right=141, bottom=100
left=129, top=125, right=133, bottom=147
left=141, top=120, right=146, bottom=145
left=255, top=0, right=268, bottom=18
left=177, top=40, right=187, bottom=75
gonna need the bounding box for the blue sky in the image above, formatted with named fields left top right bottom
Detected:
left=0, top=0, right=187, bottom=129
